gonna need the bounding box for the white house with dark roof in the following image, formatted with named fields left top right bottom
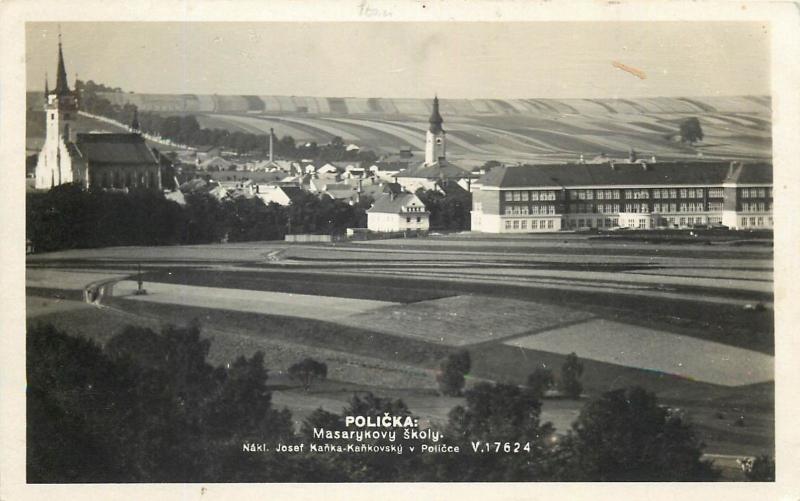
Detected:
left=367, top=192, right=429, bottom=232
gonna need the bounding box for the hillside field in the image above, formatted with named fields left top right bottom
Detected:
left=26, top=93, right=772, bottom=166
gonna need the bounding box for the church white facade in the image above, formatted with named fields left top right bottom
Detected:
left=34, top=38, right=85, bottom=190
left=34, top=37, right=161, bottom=192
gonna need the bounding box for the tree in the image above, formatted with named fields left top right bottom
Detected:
left=436, top=349, right=471, bottom=396
left=559, top=352, right=583, bottom=399
left=679, top=117, right=704, bottom=144
left=287, top=358, right=328, bottom=391
left=439, top=382, right=555, bottom=481
left=555, top=386, right=719, bottom=481
left=28, top=322, right=294, bottom=482
left=527, top=367, right=555, bottom=400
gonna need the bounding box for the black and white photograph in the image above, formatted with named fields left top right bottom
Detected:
left=3, top=1, right=800, bottom=498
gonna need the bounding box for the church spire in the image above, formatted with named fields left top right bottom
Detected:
left=54, top=32, right=70, bottom=96
left=44, top=73, right=49, bottom=100
left=428, top=95, right=443, bottom=134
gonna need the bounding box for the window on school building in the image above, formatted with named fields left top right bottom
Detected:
left=505, top=192, right=513, bottom=201
left=741, top=188, right=750, bottom=198
left=708, top=188, right=723, bottom=198
left=521, top=220, right=527, bottom=229
left=532, top=191, right=540, bottom=201
left=531, top=220, right=538, bottom=229
left=521, top=192, right=529, bottom=201
left=505, top=221, right=512, bottom=229
left=613, top=190, right=620, bottom=199
left=406, top=217, right=411, bottom=223
left=741, top=218, right=747, bottom=227
left=547, top=220, right=554, bottom=229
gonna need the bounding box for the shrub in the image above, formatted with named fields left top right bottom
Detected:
left=559, top=352, right=584, bottom=399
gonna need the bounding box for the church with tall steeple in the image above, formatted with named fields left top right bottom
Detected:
left=394, top=96, right=474, bottom=193
left=34, top=35, right=162, bottom=191
left=424, top=95, right=446, bottom=165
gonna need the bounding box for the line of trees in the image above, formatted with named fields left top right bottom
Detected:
left=75, top=79, right=380, bottom=166
left=28, top=322, right=736, bottom=482
left=26, top=184, right=372, bottom=253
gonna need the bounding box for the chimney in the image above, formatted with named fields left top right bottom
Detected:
left=641, top=162, right=649, bottom=171
left=651, top=155, right=656, bottom=163
left=269, top=128, right=274, bottom=162
left=357, top=178, right=363, bottom=193
left=610, top=160, right=616, bottom=171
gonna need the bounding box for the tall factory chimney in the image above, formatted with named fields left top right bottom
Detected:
left=269, top=128, right=274, bottom=162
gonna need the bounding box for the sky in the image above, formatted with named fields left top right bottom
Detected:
left=26, top=22, right=770, bottom=99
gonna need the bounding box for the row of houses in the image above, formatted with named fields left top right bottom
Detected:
left=178, top=98, right=776, bottom=234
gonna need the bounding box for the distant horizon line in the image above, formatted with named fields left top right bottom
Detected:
left=25, top=88, right=772, bottom=101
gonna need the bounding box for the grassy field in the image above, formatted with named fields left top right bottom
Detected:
left=339, top=295, right=594, bottom=346
left=130, top=266, right=772, bottom=353
left=26, top=293, right=774, bottom=457
left=505, top=319, right=773, bottom=386
left=24, top=234, right=775, bottom=458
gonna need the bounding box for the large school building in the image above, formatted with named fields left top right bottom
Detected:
left=470, top=161, right=772, bottom=233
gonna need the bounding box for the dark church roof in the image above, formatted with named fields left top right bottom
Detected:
left=398, top=159, right=476, bottom=180
left=480, top=161, right=773, bottom=189
left=76, top=133, right=159, bottom=165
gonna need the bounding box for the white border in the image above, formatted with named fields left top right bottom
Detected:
left=2, top=1, right=799, bottom=500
